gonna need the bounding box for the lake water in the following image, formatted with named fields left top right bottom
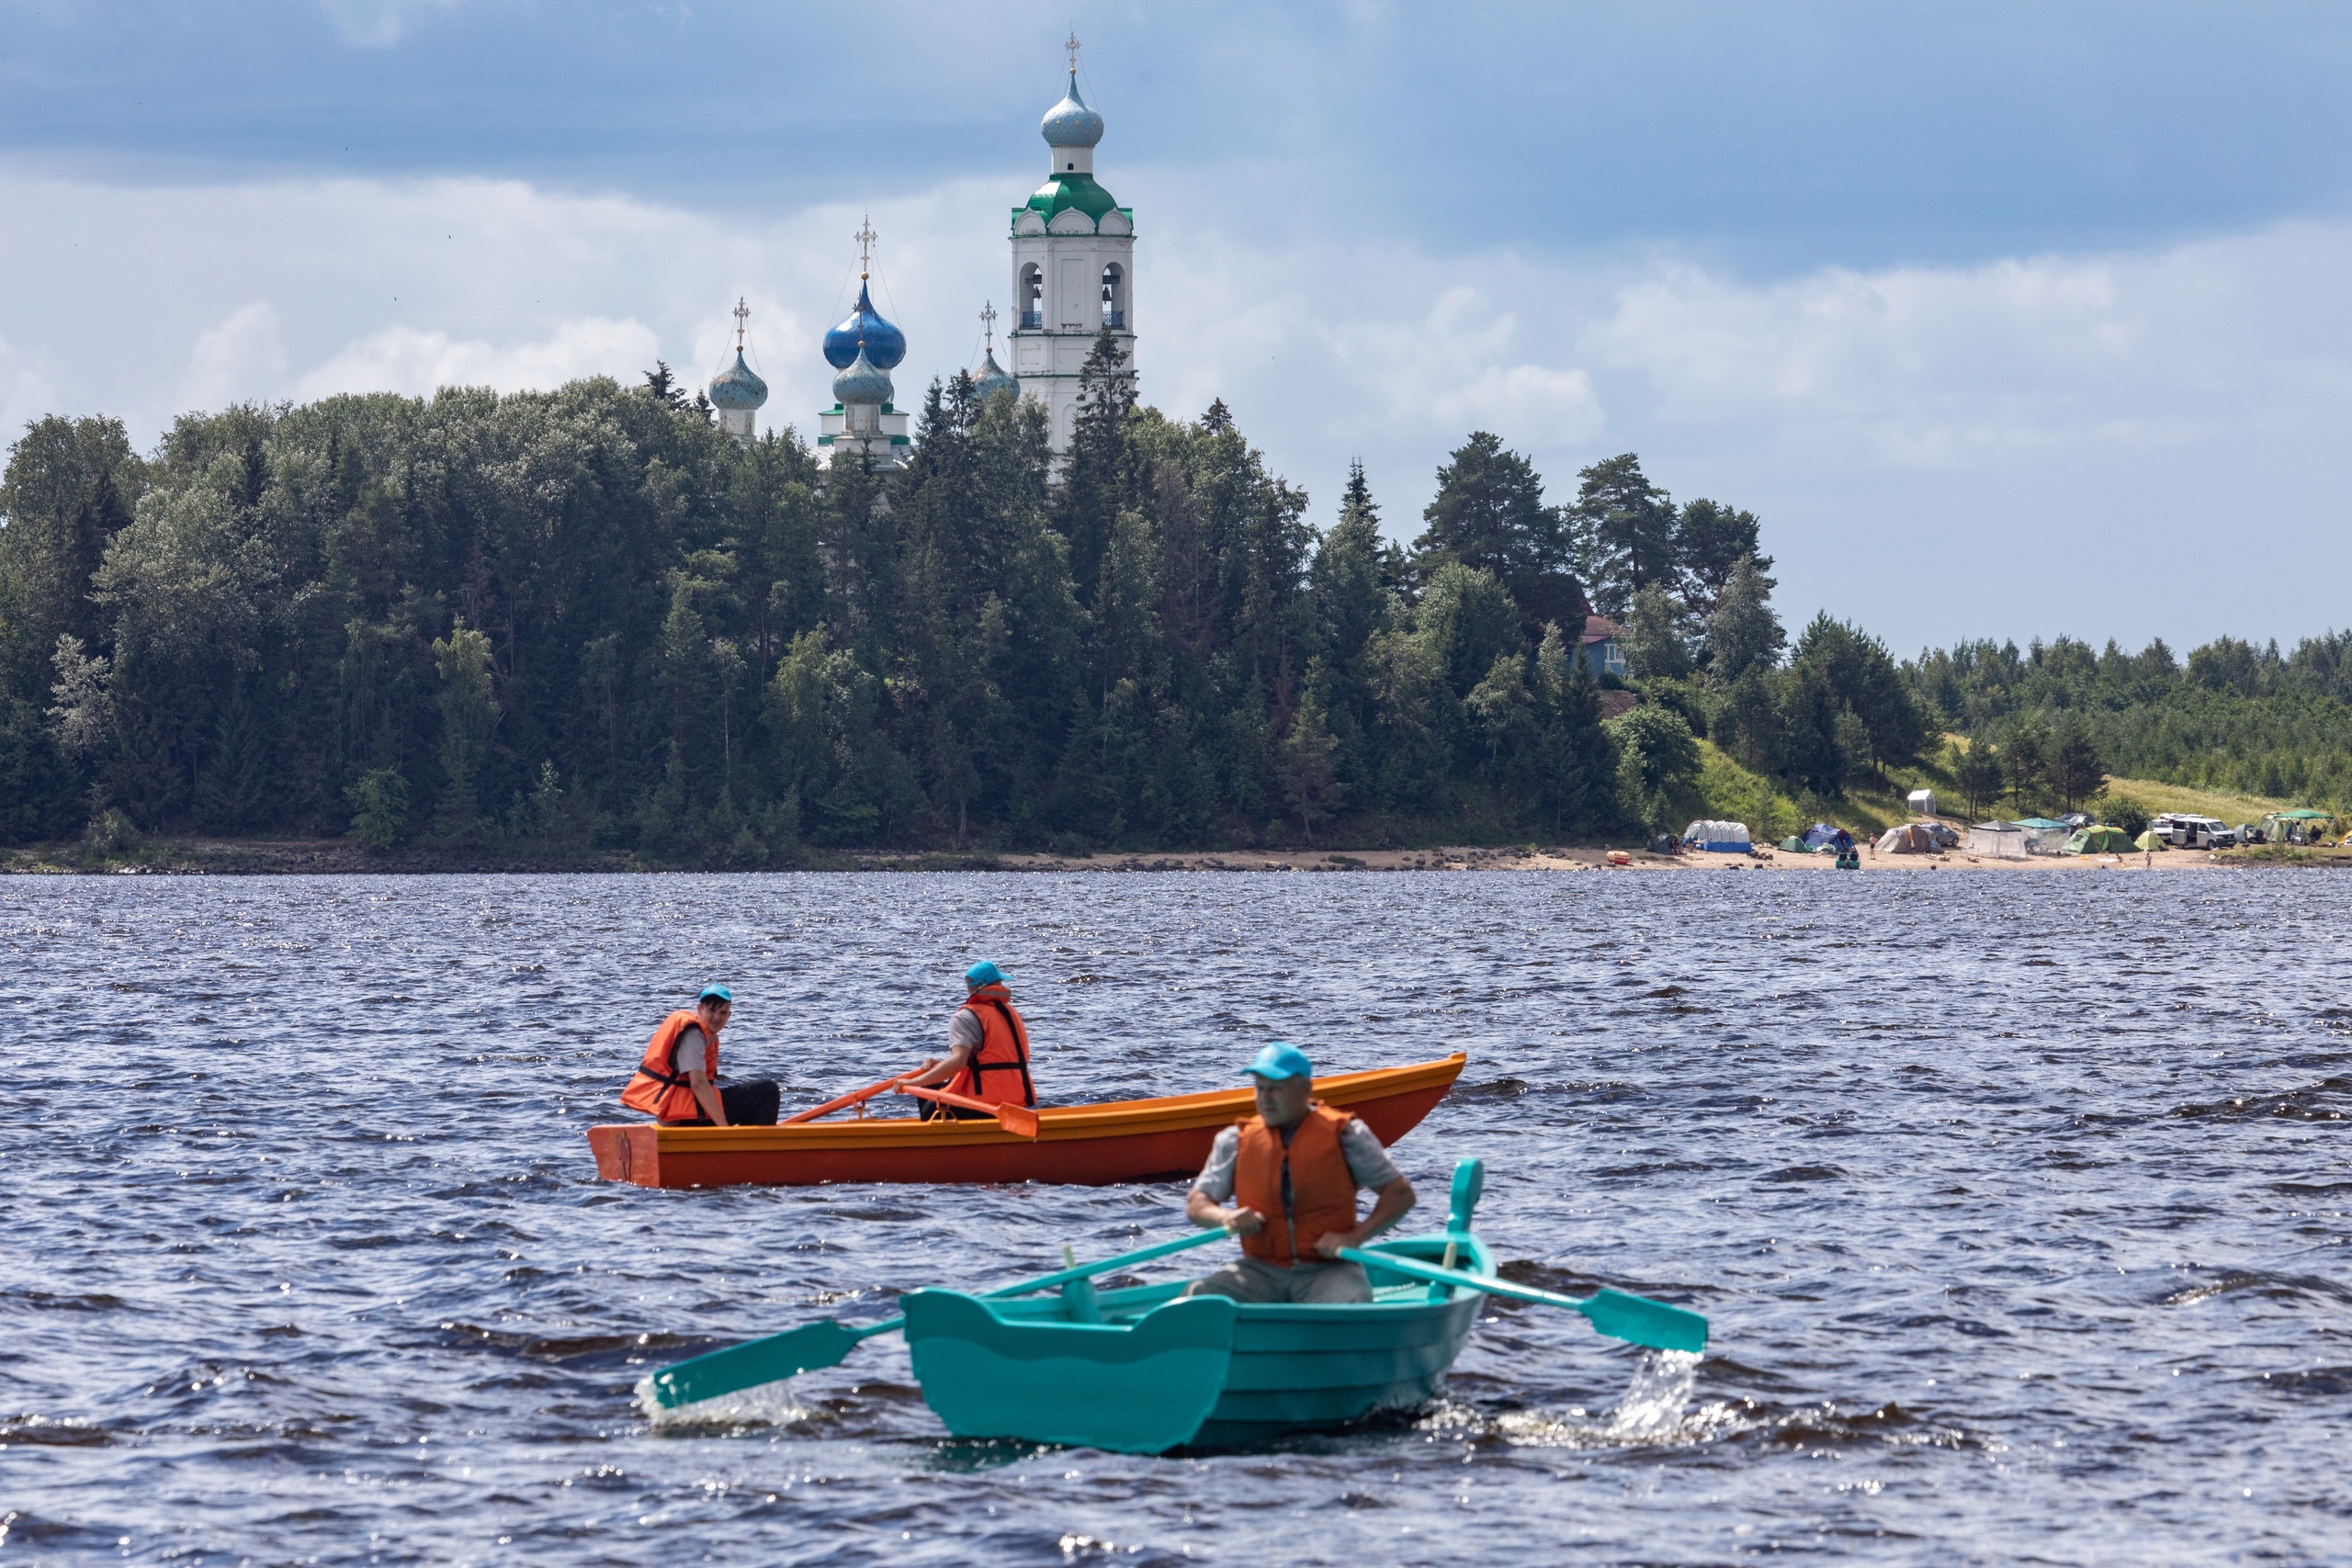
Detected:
left=4, top=871, right=2347, bottom=1565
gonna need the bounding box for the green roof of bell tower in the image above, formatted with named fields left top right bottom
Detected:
left=1023, top=171, right=1121, bottom=226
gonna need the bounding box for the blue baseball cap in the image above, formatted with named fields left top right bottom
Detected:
left=697, top=985, right=733, bottom=1004
left=965, top=960, right=1005, bottom=988
left=1242, top=1042, right=1314, bottom=1081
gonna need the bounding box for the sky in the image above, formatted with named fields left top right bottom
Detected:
left=3, top=0, right=2350, bottom=654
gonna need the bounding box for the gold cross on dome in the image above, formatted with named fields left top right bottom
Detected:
left=1065, top=30, right=1080, bottom=73
left=731, top=296, right=750, bottom=351
left=854, top=214, right=877, bottom=278
left=979, top=301, right=998, bottom=352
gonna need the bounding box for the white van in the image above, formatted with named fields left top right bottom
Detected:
left=2152, top=813, right=2229, bottom=849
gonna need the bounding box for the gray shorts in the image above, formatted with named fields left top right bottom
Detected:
left=1183, top=1256, right=1372, bottom=1305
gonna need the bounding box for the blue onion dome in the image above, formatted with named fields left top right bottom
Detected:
left=707, top=350, right=767, bottom=412
left=831, top=345, right=893, bottom=406
left=1041, top=72, right=1103, bottom=149
left=972, top=349, right=1018, bottom=402
left=822, top=281, right=906, bottom=371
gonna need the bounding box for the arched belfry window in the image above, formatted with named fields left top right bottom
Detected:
left=1020, top=265, right=1043, bottom=331
left=1100, top=263, right=1125, bottom=331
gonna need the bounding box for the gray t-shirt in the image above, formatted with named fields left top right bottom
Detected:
left=672, top=1023, right=710, bottom=1077
left=1191, top=1116, right=1401, bottom=1202
left=947, top=1007, right=986, bottom=1054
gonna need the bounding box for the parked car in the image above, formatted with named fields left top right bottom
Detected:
left=1926, top=822, right=1961, bottom=849
left=2152, top=813, right=2230, bottom=849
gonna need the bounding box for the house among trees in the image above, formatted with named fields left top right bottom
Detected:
left=1580, top=615, right=1628, bottom=679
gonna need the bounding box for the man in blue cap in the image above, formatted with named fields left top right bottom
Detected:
left=619, top=985, right=780, bottom=1126
left=902, top=961, right=1037, bottom=1119
left=1182, top=1043, right=1416, bottom=1303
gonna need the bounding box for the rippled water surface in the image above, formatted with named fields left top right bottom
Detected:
left=5, top=871, right=2349, bottom=1564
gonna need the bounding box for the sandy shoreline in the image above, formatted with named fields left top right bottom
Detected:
left=6, top=837, right=2331, bottom=876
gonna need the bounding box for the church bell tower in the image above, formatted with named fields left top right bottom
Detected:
left=1009, top=35, right=1135, bottom=453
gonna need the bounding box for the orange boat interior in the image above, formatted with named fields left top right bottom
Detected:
left=586, top=1053, right=1466, bottom=1189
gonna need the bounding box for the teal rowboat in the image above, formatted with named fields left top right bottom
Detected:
left=903, top=1163, right=1498, bottom=1454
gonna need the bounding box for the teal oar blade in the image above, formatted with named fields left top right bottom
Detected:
left=649, top=1316, right=899, bottom=1409
left=1566, top=1287, right=1709, bottom=1356
left=1339, top=1247, right=1708, bottom=1354
left=649, top=1225, right=1230, bottom=1410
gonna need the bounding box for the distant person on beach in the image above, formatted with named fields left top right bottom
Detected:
left=619, top=985, right=780, bottom=1126
left=1183, top=1043, right=1418, bottom=1304
left=902, top=961, right=1037, bottom=1119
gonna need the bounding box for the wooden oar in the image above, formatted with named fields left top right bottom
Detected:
left=780, top=1072, right=919, bottom=1124
left=1338, top=1247, right=1709, bottom=1355
left=645, top=1226, right=1227, bottom=1410
left=894, top=1081, right=1040, bottom=1139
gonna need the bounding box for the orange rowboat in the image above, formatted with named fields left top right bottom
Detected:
left=585, top=1053, right=1466, bottom=1190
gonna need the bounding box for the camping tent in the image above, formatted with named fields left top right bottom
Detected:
left=2064, top=825, right=2133, bottom=855
left=1779, top=836, right=1808, bottom=853
left=1906, top=789, right=1939, bottom=817
left=1966, top=822, right=2029, bottom=859
left=2013, top=817, right=2073, bottom=855
left=1874, top=823, right=1939, bottom=854
left=1680, top=819, right=1753, bottom=852
left=1802, top=822, right=1854, bottom=852
left=2133, top=829, right=2165, bottom=852
left=2260, top=808, right=2335, bottom=846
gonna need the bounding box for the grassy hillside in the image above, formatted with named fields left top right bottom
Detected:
left=1684, top=736, right=2290, bottom=843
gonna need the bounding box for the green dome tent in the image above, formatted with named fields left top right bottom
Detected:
left=1779, top=836, right=1809, bottom=853
left=2133, top=829, right=2165, bottom=852
left=2065, top=825, right=2133, bottom=854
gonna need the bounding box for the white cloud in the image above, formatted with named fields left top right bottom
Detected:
left=1, top=158, right=2348, bottom=649
left=182, top=303, right=288, bottom=412
left=0, top=330, right=60, bottom=443
left=317, top=0, right=462, bottom=49
left=296, top=317, right=660, bottom=400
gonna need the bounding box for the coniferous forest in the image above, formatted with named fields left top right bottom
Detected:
left=5, top=333, right=2351, bottom=863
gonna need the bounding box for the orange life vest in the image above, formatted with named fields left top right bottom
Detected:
left=945, top=985, right=1036, bottom=1109
left=1234, top=1102, right=1362, bottom=1269
left=621, top=1010, right=716, bottom=1122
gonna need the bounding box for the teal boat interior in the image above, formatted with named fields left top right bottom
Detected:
left=904, top=1160, right=1499, bottom=1455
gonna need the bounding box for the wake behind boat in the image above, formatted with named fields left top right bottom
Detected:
left=587, top=1053, right=1465, bottom=1188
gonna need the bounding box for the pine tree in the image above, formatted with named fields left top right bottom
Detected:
left=1412, top=433, right=1581, bottom=636
left=1570, top=453, right=1676, bottom=618
left=1673, top=499, right=1770, bottom=617
left=1704, top=553, right=1785, bottom=680
left=431, top=619, right=499, bottom=839
left=1056, top=329, right=1139, bottom=605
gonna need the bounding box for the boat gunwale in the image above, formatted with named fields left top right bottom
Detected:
left=596, top=1053, right=1466, bottom=1154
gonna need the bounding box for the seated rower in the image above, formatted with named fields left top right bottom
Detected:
left=619, top=985, right=780, bottom=1127
left=902, top=961, right=1037, bottom=1120
left=1183, top=1042, right=1416, bottom=1304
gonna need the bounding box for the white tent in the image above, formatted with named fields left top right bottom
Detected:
left=1874, top=823, right=1939, bottom=854
left=1907, top=788, right=1938, bottom=817
left=1966, top=822, right=2029, bottom=859
left=1680, top=819, right=1753, bottom=852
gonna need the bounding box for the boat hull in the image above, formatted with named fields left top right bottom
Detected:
left=903, top=1235, right=1492, bottom=1453
left=585, top=1054, right=1464, bottom=1189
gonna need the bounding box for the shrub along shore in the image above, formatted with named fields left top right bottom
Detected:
left=6, top=344, right=2350, bottom=872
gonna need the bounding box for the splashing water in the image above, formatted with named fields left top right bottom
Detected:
left=1604, top=1348, right=1703, bottom=1441
left=636, top=1374, right=810, bottom=1433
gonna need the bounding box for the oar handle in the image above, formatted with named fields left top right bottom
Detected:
left=896, top=1082, right=1039, bottom=1139
left=1336, top=1247, right=1569, bottom=1307
left=989, top=1225, right=1227, bottom=1298
left=782, top=1071, right=922, bottom=1124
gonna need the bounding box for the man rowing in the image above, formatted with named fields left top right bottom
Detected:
left=1183, top=1043, right=1417, bottom=1303
left=900, top=960, right=1037, bottom=1119
left=619, top=984, right=780, bottom=1127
